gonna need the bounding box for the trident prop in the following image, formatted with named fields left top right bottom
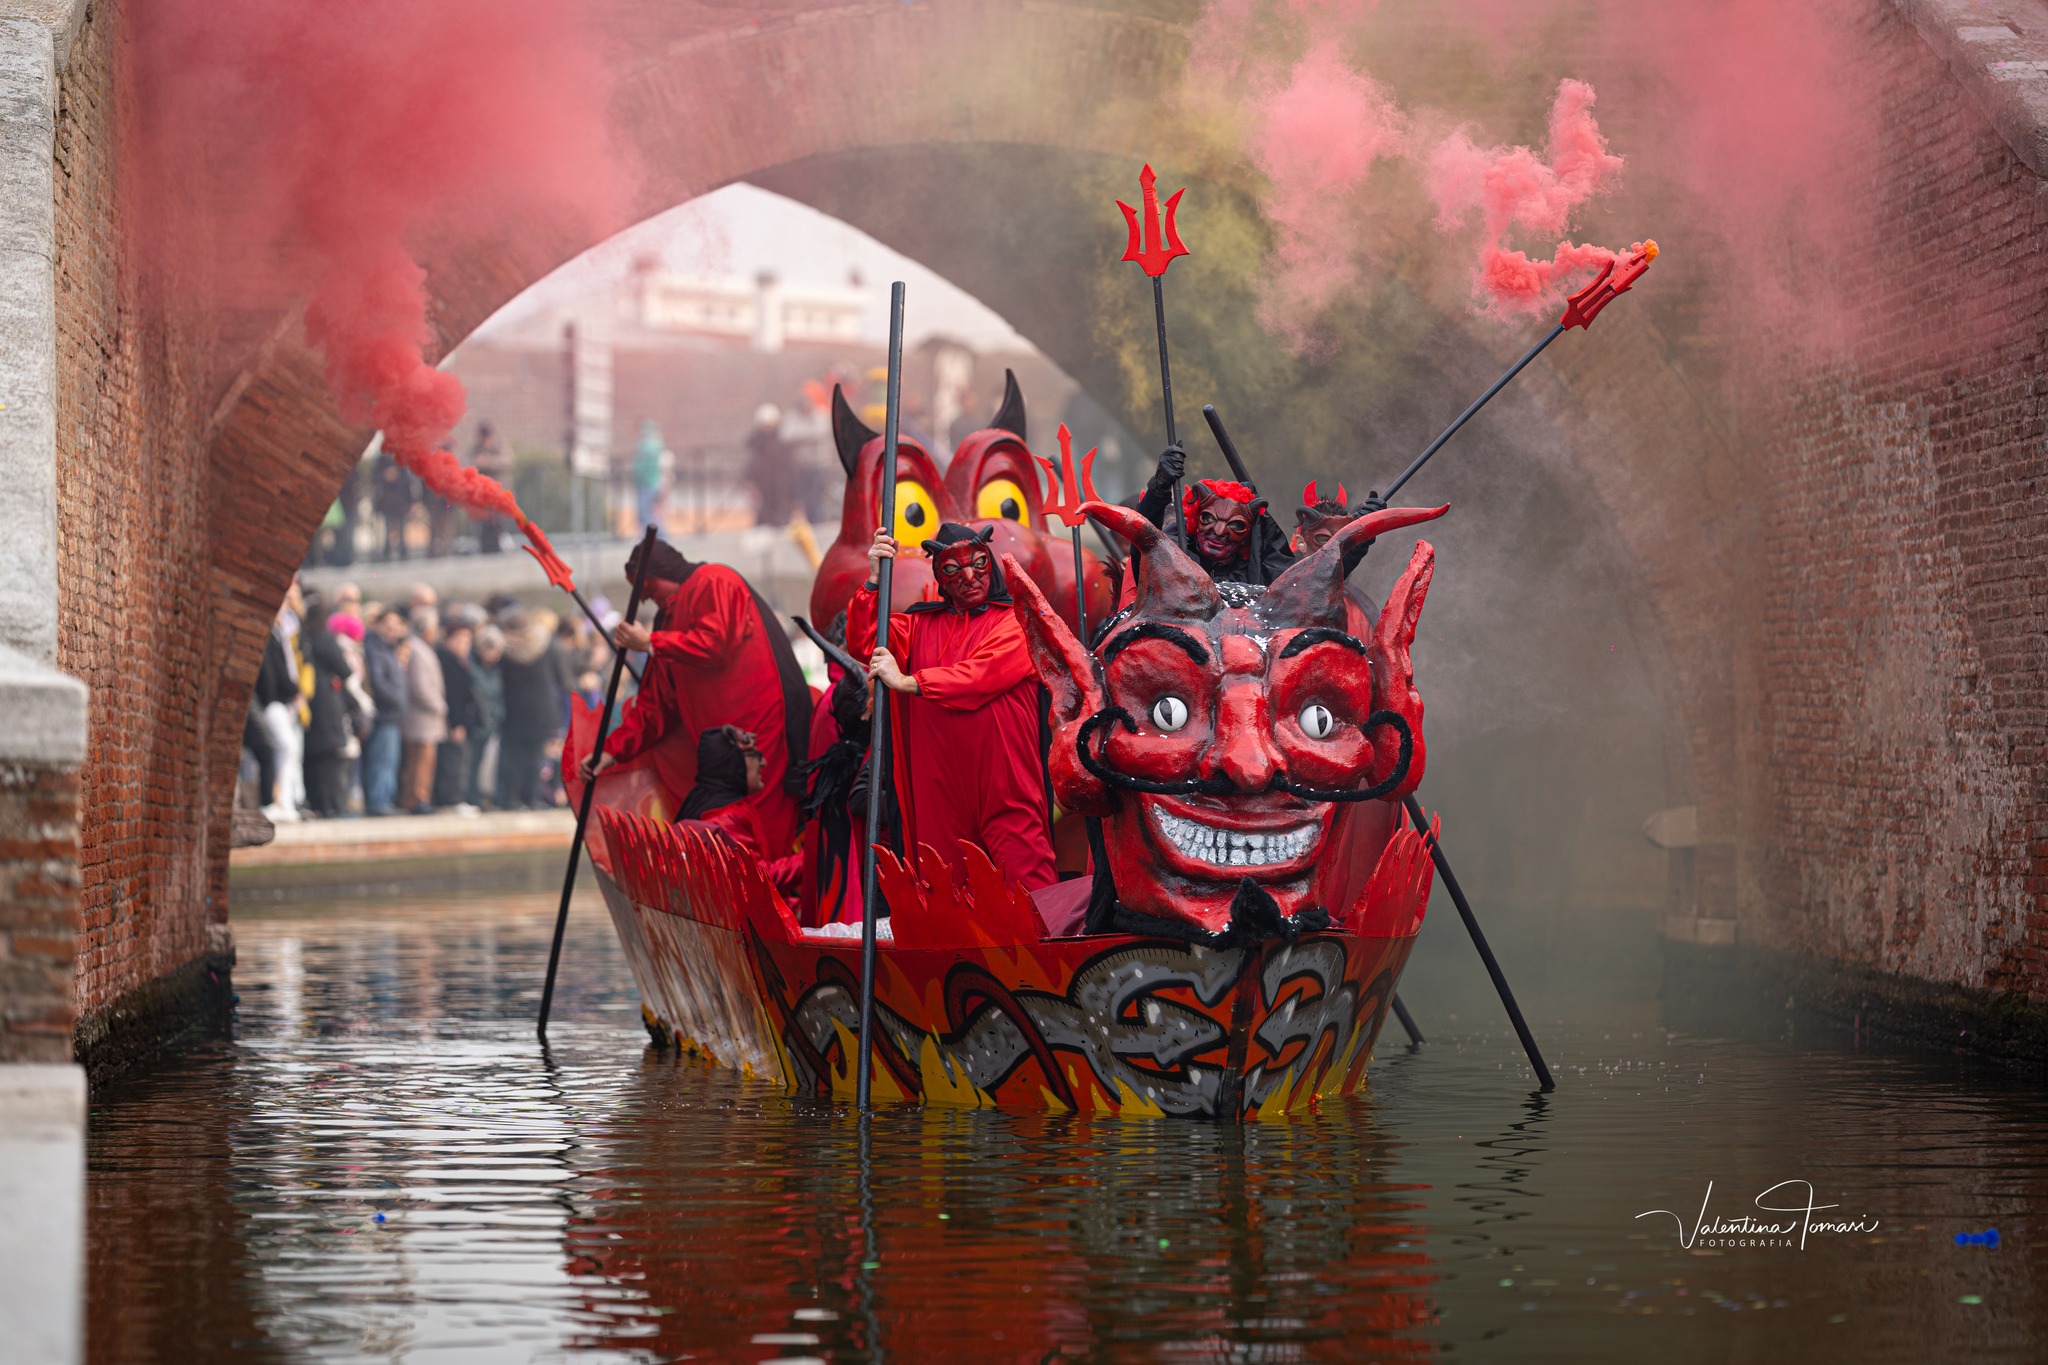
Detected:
left=1035, top=423, right=1100, bottom=644
left=856, top=281, right=907, bottom=1112
left=1118, top=164, right=1192, bottom=548
left=538, top=524, right=660, bottom=1040
left=1381, top=241, right=1658, bottom=503
left=515, top=515, right=642, bottom=684
left=1369, top=245, right=1657, bottom=1094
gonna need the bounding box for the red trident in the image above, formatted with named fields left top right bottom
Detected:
left=515, top=513, right=577, bottom=593
left=1034, top=422, right=1099, bottom=529
left=1035, top=422, right=1100, bottom=640
left=1117, top=164, right=1191, bottom=278
left=1117, top=163, right=1192, bottom=547
left=1561, top=240, right=1659, bottom=331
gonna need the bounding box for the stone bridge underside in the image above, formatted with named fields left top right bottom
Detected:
left=15, top=0, right=2048, bottom=1070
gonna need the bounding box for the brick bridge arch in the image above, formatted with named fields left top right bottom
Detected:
left=21, top=0, right=2048, bottom=1070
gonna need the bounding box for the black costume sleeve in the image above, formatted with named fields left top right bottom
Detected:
left=1256, top=507, right=1296, bottom=582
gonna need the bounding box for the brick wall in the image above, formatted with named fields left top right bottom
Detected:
left=51, top=0, right=228, bottom=1048
left=1745, top=8, right=2048, bottom=995
left=0, top=764, right=80, bottom=1061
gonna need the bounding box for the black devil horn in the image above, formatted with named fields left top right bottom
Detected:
left=831, top=384, right=879, bottom=478
left=1258, top=504, right=1451, bottom=630
left=989, top=369, right=1026, bottom=440
left=1082, top=501, right=1222, bottom=622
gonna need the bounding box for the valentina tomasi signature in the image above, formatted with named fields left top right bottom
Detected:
left=1635, top=1180, right=1880, bottom=1250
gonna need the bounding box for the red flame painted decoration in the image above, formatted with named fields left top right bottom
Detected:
left=1117, top=165, right=1191, bottom=278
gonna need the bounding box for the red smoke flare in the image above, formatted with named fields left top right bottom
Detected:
left=1427, top=78, right=1626, bottom=315
left=134, top=0, right=622, bottom=538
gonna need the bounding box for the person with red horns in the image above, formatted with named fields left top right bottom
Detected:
left=848, top=521, right=1058, bottom=893
left=584, top=538, right=813, bottom=856
left=1135, top=444, right=1297, bottom=585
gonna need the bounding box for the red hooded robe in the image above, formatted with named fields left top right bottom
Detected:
left=846, top=580, right=1056, bottom=893
left=604, top=564, right=801, bottom=856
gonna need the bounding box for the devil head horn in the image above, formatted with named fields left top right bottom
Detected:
left=1259, top=503, right=1451, bottom=629
left=989, top=369, right=1026, bottom=440
left=1302, top=479, right=1318, bottom=507
left=831, top=385, right=879, bottom=478
left=1080, top=500, right=1222, bottom=622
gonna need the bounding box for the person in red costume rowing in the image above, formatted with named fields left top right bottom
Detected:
left=848, top=522, right=1057, bottom=893
left=582, top=538, right=812, bottom=855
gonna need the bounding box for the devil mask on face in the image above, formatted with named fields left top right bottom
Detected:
left=1182, top=479, right=1260, bottom=569
left=1010, top=498, right=1449, bottom=938
left=1292, top=480, right=1359, bottom=554
left=917, top=523, right=1006, bottom=614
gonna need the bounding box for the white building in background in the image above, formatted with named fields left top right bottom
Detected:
left=632, top=261, right=866, bottom=353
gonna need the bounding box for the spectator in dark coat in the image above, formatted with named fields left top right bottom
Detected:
left=469, top=625, right=506, bottom=807
left=300, top=596, right=360, bottom=816
left=433, top=619, right=483, bottom=809
left=361, top=609, right=410, bottom=815
left=496, top=609, right=565, bottom=810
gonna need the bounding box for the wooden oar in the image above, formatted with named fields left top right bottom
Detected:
left=1403, top=792, right=1554, bottom=1090
left=537, top=523, right=660, bottom=1040
left=856, top=282, right=907, bottom=1110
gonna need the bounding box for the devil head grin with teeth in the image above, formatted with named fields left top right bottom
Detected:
left=1009, top=497, right=1450, bottom=940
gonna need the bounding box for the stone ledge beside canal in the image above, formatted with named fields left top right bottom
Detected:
left=1665, top=940, right=2048, bottom=1065
left=0, top=1063, right=82, bottom=1365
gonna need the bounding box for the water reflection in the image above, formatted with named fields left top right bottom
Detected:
left=85, top=891, right=2048, bottom=1363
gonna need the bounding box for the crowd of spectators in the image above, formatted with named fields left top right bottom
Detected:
left=241, top=577, right=619, bottom=821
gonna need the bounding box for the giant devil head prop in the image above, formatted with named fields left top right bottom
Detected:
left=1008, top=498, right=1448, bottom=938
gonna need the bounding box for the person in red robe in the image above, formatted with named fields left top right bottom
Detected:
left=848, top=522, right=1057, bottom=893
left=584, top=539, right=812, bottom=856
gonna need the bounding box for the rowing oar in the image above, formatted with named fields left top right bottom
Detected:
left=793, top=615, right=865, bottom=679
left=1117, top=164, right=1192, bottom=549
left=1199, top=404, right=1270, bottom=586
left=1404, top=792, right=1553, bottom=1090
left=565, top=585, right=642, bottom=685
left=1035, top=424, right=1100, bottom=645
left=537, top=523, right=660, bottom=1040
left=1380, top=242, right=1658, bottom=504
left=1390, top=995, right=1424, bottom=1047
left=856, top=281, right=908, bottom=1112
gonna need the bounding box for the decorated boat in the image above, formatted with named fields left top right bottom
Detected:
left=577, top=468, right=1452, bottom=1117
left=555, top=171, right=1649, bottom=1117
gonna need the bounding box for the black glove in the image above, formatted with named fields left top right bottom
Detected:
left=1146, top=444, right=1188, bottom=494
left=1357, top=488, right=1387, bottom=515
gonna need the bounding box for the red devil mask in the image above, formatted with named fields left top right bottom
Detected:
left=916, top=523, right=1006, bottom=615
left=1292, top=479, right=1358, bottom=554
left=1181, top=479, right=1261, bottom=569
left=1009, top=497, right=1448, bottom=940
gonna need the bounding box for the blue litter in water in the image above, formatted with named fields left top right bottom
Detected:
left=374, top=1213, right=386, bottom=1224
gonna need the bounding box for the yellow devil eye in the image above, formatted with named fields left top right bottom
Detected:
left=893, top=481, right=939, bottom=546
left=975, top=477, right=1031, bottom=527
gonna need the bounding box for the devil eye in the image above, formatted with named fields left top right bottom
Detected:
left=1299, top=703, right=1336, bottom=739
left=1151, top=696, right=1190, bottom=732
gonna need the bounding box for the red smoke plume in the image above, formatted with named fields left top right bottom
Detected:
left=1426, top=78, right=1627, bottom=316
left=1189, top=0, right=1879, bottom=347
left=134, top=0, right=622, bottom=523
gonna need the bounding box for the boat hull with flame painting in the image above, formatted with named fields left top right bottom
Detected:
left=587, top=809, right=1435, bottom=1118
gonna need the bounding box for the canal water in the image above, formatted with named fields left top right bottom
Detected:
left=86, top=887, right=2048, bottom=1362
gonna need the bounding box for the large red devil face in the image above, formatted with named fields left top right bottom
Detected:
left=1010, top=499, right=1448, bottom=938
left=810, top=387, right=960, bottom=630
